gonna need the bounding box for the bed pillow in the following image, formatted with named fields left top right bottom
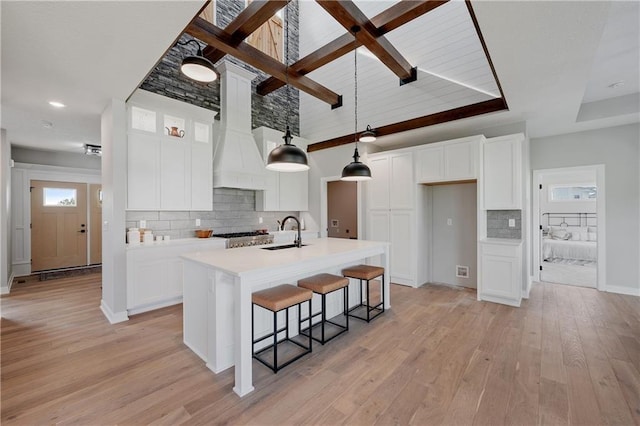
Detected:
left=588, top=232, right=597, bottom=241
left=550, top=229, right=571, bottom=240
left=570, top=227, right=588, bottom=241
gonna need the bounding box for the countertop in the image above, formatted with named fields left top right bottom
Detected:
left=480, top=238, right=523, bottom=246
left=181, top=237, right=388, bottom=276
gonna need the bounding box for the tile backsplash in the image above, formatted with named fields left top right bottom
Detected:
left=126, top=188, right=295, bottom=239
left=487, top=210, right=522, bottom=239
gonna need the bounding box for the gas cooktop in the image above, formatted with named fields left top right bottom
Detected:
left=211, top=231, right=273, bottom=248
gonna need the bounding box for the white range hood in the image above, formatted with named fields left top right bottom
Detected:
left=213, top=60, right=266, bottom=190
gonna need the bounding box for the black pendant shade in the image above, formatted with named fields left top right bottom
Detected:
left=341, top=146, right=371, bottom=181
left=179, top=39, right=217, bottom=83
left=266, top=126, right=310, bottom=172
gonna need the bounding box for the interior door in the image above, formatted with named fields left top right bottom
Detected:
left=89, top=184, right=102, bottom=265
left=31, top=180, right=88, bottom=271
left=327, top=180, right=357, bottom=239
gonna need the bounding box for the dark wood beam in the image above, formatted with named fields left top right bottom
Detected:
left=257, top=0, right=448, bottom=95
left=306, top=98, right=508, bottom=152
left=186, top=17, right=342, bottom=107
left=316, top=0, right=414, bottom=81
left=202, top=1, right=290, bottom=66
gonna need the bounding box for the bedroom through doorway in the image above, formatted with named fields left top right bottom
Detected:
left=533, top=166, right=605, bottom=289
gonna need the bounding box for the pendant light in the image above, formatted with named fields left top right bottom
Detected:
left=341, top=27, right=372, bottom=181
left=266, top=3, right=309, bottom=172
left=178, top=39, right=217, bottom=83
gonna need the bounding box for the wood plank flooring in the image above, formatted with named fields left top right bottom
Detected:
left=2, top=273, right=639, bottom=425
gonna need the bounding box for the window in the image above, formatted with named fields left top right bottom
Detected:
left=44, top=188, right=77, bottom=206
left=549, top=184, right=597, bottom=201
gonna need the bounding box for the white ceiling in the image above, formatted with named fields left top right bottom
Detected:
left=1, top=1, right=639, bottom=154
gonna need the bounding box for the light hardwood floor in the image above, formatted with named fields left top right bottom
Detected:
left=2, top=273, right=639, bottom=425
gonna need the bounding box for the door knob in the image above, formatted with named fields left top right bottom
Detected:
left=78, top=230, right=86, bottom=233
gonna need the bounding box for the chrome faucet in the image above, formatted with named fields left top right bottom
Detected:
left=281, top=215, right=302, bottom=248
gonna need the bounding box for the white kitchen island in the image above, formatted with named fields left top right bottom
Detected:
left=180, top=237, right=390, bottom=397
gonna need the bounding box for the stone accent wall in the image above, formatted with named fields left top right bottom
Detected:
left=139, top=0, right=300, bottom=135
left=487, top=210, right=522, bottom=239
left=126, top=189, right=295, bottom=239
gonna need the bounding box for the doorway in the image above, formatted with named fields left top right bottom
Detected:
left=31, top=180, right=102, bottom=272
left=532, top=166, right=606, bottom=290
left=327, top=180, right=358, bottom=239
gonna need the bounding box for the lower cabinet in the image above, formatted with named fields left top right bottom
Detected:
left=367, top=209, right=415, bottom=286
left=479, top=239, right=522, bottom=307
left=126, top=239, right=226, bottom=314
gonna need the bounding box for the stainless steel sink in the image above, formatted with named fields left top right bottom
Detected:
left=261, top=243, right=307, bottom=251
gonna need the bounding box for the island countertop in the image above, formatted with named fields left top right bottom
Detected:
left=180, top=237, right=388, bottom=276
left=180, top=236, right=390, bottom=397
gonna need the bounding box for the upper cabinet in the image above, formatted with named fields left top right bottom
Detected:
left=126, top=90, right=217, bottom=211
left=368, top=151, right=414, bottom=210
left=415, top=136, right=480, bottom=184
left=482, top=134, right=524, bottom=210
left=253, top=127, right=309, bottom=212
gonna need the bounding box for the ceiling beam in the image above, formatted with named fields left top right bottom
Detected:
left=257, top=0, right=447, bottom=96
left=306, top=98, right=508, bottom=152
left=316, top=0, right=415, bottom=82
left=186, top=17, right=342, bottom=108
left=202, top=0, right=290, bottom=66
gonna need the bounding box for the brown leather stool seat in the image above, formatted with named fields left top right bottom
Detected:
left=252, top=284, right=313, bottom=373
left=298, top=274, right=349, bottom=344
left=342, top=265, right=385, bottom=322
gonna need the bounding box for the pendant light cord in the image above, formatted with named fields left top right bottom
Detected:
left=285, top=2, right=291, bottom=134
left=354, top=39, right=358, bottom=146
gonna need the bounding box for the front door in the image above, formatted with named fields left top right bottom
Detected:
left=31, top=180, right=88, bottom=271
left=89, top=184, right=102, bottom=265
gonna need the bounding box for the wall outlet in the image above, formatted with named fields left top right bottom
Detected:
left=139, top=220, right=146, bottom=228
left=508, top=219, right=515, bottom=228
left=447, top=218, right=453, bottom=226
left=258, top=217, right=263, bottom=224
left=195, top=218, right=201, bottom=227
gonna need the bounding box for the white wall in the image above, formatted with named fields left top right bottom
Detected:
left=100, top=99, right=129, bottom=323
left=430, top=183, right=478, bottom=288
left=531, top=123, right=640, bottom=295
left=0, top=129, right=12, bottom=294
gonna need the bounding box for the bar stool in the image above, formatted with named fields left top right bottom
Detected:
left=342, top=265, right=385, bottom=322
left=298, top=273, right=349, bottom=344
left=252, top=284, right=313, bottom=373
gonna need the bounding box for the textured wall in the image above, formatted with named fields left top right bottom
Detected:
left=139, top=0, right=300, bottom=135
left=126, top=188, right=295, bottom=239
left=487, top=210, right=522, bottom=239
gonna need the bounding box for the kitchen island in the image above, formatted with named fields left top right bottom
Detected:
left=181, top=237, right=390, bottom=397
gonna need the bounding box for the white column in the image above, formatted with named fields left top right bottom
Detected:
left=100, top=99, right=129, bottom=323
left=0, top=128, right=12, bottom=295
left=233, top=275, right=255, bottom=397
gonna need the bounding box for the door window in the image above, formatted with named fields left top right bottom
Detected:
left=43, top=188, right=77, bottom=207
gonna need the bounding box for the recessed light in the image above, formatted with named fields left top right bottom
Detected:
left=41, top=120, right=53, bottom=129
left=49, top=101, right=66, bottom=108
left=608, top=81, right=624, bottom=89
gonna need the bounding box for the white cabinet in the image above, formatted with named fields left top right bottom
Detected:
left=482, top=134, right=523, bottom=209
left=416, top=137, right=480, bottom=184
left=479, top=239, right=522, bottom=307
left=126, top=238, right=226, bottom=314
left=126, top=90, right=216, bottom=211
left=253, top=127, right=309, bottom=212
left=366, top=150, right=416, bottom=286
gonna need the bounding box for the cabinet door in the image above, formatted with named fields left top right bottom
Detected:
left=480, top=243, right=522, bottom=306
left=160, top=138, right=191, bottom=210
left=390, top=210, right=415, bottom=282
left=483, top=138, right=521, bottom=209
left=130, top=259, right=167, bottom=308
left=445, top=141, right=477, bottom=180
left=367, top=210, right=390, bottom=243
left=367, top=156, right=390, bottom=210
left=164, top=258, right=184, bottom=299
left=416, top=146, right=444, bottom=183
left=127, top=133, right=160, bottom=210
left=279, top=171, right=308, bottom=211
left=390, top=152, right=414, bottom=209
left=191, top=138, right=213, bottom=211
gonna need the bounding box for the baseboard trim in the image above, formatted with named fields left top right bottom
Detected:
left=605, top=285, right=640, bottom=297
left=100, top=300, right=129, bottom=324
left=127, top=297, right=183, bottom=316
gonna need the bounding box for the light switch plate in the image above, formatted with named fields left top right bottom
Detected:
left=139, top=220, right=146, bottom=228
left=195, top=218, right=201, bottom=226
left=508, top=219, right=515, bottom=228
left=447, top=218, right=452, bottom=226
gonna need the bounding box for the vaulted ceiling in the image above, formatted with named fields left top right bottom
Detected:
left=1, top=1, right=638, bottom=154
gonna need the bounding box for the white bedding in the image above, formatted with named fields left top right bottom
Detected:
left=543, top=238, right=597, bottom=261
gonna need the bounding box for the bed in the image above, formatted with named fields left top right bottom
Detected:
left=542, top=213, right=597, bottom=262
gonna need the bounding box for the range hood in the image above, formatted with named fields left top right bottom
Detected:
left=212, top=60, right=266, bottom=190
